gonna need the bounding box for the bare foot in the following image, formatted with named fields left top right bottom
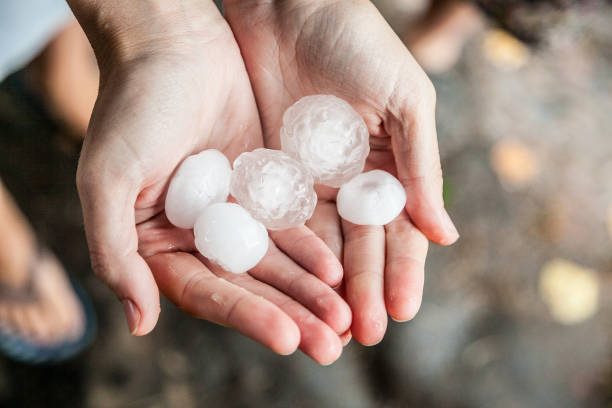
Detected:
left=0, top=183, right=85, bottom=347
left=405, top=0, right=484, bottom=74
left=27, top=20, right=99, bottom=139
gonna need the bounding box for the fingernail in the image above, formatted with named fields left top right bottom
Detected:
left=441, top=209, right=459, bottom=244
left=340, top=330, right=352, bottom=347
left=122, top=299, right=140, bottom=335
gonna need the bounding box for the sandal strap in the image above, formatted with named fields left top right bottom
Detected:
left=0, top=241, right=44, bottom=302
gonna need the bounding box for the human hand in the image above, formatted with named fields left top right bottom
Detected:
left=70, top=0, right=350, bottom=364
left=224, top=0, right=459, bottom=345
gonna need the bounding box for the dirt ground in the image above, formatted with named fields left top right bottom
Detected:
left=0, top=2, right=610, bottom=408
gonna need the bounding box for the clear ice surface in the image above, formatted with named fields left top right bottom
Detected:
left=281, top=95, right=370, bottom=188
left=336, top=170, right=407, bottom=225
left=230, top=148, right=317, bottom=230
left=194, top=203, right=269, bottom=274
left=165, top=149, right=232, bottom=229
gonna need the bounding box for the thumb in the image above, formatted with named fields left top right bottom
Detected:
left=387, top=79, right=459, bottom=245
left=77, top=164, right=160, bottom=335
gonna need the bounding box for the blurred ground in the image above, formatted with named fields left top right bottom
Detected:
left=0, top=2, right=611, bottom=407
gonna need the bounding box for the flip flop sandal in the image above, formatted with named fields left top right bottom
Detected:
left=0, top=244, right=96, bottom=364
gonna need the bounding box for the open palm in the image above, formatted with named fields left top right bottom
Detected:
left=225, top=0, right=459, bottom=345
left=77, top=9, right=349, bottom=364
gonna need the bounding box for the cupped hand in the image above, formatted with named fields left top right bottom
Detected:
left=224, top=0, right=459, bottom=345
left=74, top=2, right=349, bottom=364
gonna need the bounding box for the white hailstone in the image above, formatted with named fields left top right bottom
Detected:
left=165, top=150, right=232, bottom=229
left=337, top=170, right=407, bottom=226
left=230, top=148, right=317, bottom=230
left=194, top=203, right=269, bottom=274
left=280, top=94, right=370, bottom=188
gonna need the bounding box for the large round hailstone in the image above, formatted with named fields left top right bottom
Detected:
left=230, top=148, right=317, bottom=230
left=194, top=203, right=269, bottom=274
left=280, top=95, right=370, bottom=188
left=165, top=149, right=232, bottom=229
left=337, top=170, right=407, bottom=226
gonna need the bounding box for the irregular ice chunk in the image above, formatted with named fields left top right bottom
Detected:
left=165, top=150, right=232, bottom=229
left=194, top=203, right=269, bottom=274
left=230, top=148, right=317, bottom=230
left=336, top=170, right=406, bottom=226
left=281, top=95, right=370, bottom=187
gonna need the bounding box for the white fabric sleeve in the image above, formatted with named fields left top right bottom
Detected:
left=0, top=0, right=73, bottom=82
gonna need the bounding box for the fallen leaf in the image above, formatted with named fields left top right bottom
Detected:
left=482, top=29, right=530, bottom=70
left=490, top=139, right=539, bottom=189
left=539, top=259, right=599, bottom=325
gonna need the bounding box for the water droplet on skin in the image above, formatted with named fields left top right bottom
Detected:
left=316, top=297, right=327, bottom=308
left=211, top=293, right=223, bottom=306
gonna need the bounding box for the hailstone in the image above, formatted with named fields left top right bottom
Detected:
left=164, top=150, right=232, bottom=229
left=165, top=149, right=232, bottom=229
left=336, top=170, right=407, bottom=226
left=280, top=95, right=370, bottom=187
left=194, top=203, right=269, bottom=274
left=230, top=148, right=317, bottom=230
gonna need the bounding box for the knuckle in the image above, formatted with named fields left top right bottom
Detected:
left=288, top=233, right=316, bottom=254
left=398, top=162, right=443, bottom=190
left=346, top=270, right=381, bottom=287
left=224, top=294, right=248, bottom=325
left=344, top=223, right=374, bottom=240
left=385, top=217, right=413, bottom=236
left=179, top=271, right=205, bottom=308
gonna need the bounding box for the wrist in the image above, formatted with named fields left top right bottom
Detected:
left=67, top=0, right=223, bottom=69
left=223, top=0, right=352, bottom=10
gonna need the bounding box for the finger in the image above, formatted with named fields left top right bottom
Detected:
left=250, top=241, right=351, bottom=335
left=269, top=222, right=343, bottom=287
left=201, top=255, right=343, bottom=365
left=384, top=211, right=428, bottom=321
left=305, top=200, right=344, bottom=263
left=77, top=171, right=160, bottom=336
left=386, top=78, right=459, bottom=245
left=342, top=221, right=387, bottom=346
left=340, top=329, right=352, bottom=346
left=136, top=212, right=196, bottom=258
left=333, top=280, right=351, bottom=347
left=148, top=252, right=300, bottom=356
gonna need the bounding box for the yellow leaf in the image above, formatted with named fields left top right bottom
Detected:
left=482, top=29, right=530, bottom=70
left=539, top=259, right=599, bottom=325
left=490, top=139, right=539, bottom=189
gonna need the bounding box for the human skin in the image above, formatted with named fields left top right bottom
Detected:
left=223, top=0, right=459, bottom=345
left=0, top=181, right=84, bottom=343
left=68, top=0, right=351, bottom=364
